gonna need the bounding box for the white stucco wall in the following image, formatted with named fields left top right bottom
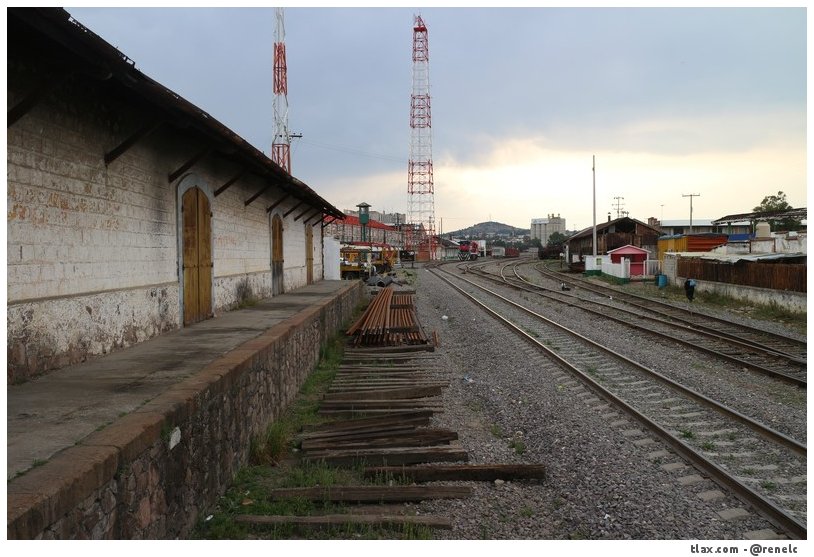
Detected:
left=323, top=236, right=341, bottom=280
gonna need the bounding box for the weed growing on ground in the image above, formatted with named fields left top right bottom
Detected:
left=760, top=481, right=777, bottom=491
left=509, top=432, right=526, bottom=455
left=192, top=327, right=434, bottom=541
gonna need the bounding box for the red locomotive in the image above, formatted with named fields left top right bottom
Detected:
left=458, top=240, right=480, bottom=261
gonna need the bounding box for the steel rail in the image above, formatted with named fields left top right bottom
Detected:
left=430, top=265, right=806, bottom=539
left=533, top=260, right=807, bottom=359
left=346, top=287, right=428, bottom=347
left=438, top=265, right=805, bottom=454
left=464, top=261, right=807, bottom=388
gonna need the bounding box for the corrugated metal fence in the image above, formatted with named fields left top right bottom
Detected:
left=678, top=258, right=807, bottom=292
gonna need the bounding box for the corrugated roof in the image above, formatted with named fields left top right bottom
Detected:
left=712, top=208, right=807, bottom=225
left=665, top=251, right=806, bottom=263
left=659, top=219, right=716, bottom=227
left=658, top=232, right=730, bottom=240
left=326, top=214, right=395, bottom=230
left=607, top=244, right=649, bottom=254
left=568, top=217, right=661, bottom=241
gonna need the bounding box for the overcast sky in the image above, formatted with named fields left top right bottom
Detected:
left=66, top=4, right=807, bottom=232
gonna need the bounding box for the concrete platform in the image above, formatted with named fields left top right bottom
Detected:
left=7, top=280, right=359, bottom=480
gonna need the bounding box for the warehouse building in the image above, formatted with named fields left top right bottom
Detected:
left=7, top=8, right=344, bottom=383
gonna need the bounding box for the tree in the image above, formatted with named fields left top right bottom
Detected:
left=547, top=231, right=566, bottom=247
left=752, top=191, right=802, bottom=231
left=753, top=191, right=792, bottom=213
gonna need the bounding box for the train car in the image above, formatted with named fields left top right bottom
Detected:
left=505, top=247, right=520, bottom=258
left=458, top=241, right=479, bottom=261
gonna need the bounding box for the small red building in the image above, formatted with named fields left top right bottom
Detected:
left=608, top=244, right=650, bottom=276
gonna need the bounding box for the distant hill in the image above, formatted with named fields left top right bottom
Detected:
left=445, top=221, right=529, bottom=239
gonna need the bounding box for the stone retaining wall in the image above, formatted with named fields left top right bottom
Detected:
left=7, top=281, right=364, bottom=539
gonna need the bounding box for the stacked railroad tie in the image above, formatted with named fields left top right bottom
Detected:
left=301, top=348, right=461, bottom=466
left=236, top=347, right=467, bottom=532
left=346, top=287, right=429, bottom=347
left=234, top=303, right=546, bottom=536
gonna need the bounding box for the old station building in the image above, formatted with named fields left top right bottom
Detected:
left=7, top=8, right=344, bottom=383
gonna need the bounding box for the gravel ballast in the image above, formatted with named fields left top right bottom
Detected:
left=401, top=264, right=791, bottom=540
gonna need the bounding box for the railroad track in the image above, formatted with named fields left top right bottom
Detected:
left=430, top=264, right=807, bottom=539
left=460, top=259, right=806, bottom=388
left=530, top=260, right=807, bottom=362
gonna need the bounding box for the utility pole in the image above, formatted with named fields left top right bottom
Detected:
left=613, top=196, right=625, bottom=218
left=592, top=155, right=597, bottom=257
left=682, top=193, right=700, bottom=233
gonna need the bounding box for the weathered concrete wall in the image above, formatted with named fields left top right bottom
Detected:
left=6, top=281, right=364, bottom=539
left=7, top=56, right=327, bottom=383
left=323, top=237, right=341, bottom=280
left=7, top=285, right=179, bottom=382
left=281, top=216, right=306, bottom=291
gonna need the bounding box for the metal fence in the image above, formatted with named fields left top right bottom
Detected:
left=677, top=258, right=806, bottom=293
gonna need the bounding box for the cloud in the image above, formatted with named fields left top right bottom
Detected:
left=316, top=127, right=806, bottom=232
left=66, top=6, right=806, bottom=232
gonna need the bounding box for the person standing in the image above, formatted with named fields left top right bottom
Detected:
left=684, top=278, right=696, bottom=302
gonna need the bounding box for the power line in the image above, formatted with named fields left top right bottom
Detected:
left=298, top=138, right=405, bottom=163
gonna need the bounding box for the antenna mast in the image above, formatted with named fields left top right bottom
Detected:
left=272, top=7, right=291, bottom=174
left=407, top=15, right=436, bottom=260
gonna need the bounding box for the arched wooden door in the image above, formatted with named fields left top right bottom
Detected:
left=305, top=223, right=314, bottom=285
left=271, top=214, right=284, bottom=295
left=182, top=187, right=213, bottom=325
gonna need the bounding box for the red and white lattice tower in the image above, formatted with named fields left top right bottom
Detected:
left=407, top=15, right=436, bottom=261
left=272, top=7, right=291, bottom=174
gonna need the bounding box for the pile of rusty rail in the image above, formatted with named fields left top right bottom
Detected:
left=346, top=287, right=428, bottom=347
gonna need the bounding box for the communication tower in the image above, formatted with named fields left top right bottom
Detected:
left=407, top=15, right=436, bottom=260
left=272, top=7, right=291, bottom=173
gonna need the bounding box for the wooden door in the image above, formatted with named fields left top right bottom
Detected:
left=182, top=187, right=213, bottom=325
left=272, top=214, right=284, bottom=295
left=305, top=223, right=314, bottom=285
